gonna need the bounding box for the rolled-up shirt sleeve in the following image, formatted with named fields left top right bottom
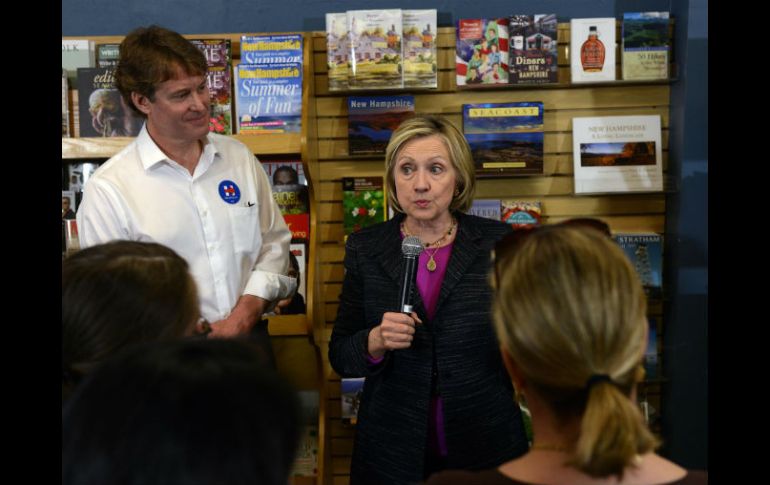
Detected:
left=242, top=156, right=297, bottom=302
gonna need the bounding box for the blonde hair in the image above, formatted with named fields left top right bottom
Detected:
left=384, top=115, right=476, bottom=213
left=492, top=225, right=658, bottom=478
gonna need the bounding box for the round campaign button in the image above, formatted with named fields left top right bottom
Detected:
left=218, top=180, right=241, bottom=204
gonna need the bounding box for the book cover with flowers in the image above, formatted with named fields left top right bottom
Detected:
left=342, top=177, right=386, bottom=239
left=191, top=39, right=233, bottom=135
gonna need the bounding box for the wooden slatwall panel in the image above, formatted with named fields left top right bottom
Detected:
left=310, top=23, right=670, bottom=485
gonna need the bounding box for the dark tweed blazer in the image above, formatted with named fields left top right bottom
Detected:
left=329, top=212, right=529, bottom=485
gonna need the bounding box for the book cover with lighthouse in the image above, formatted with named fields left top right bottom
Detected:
left=234, top=63, right=302, bottom=134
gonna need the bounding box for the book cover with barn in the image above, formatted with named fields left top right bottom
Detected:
left=347, top=9, right=404, bottom=89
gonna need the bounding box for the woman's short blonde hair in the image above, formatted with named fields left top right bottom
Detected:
left=492, top=225, right=658, bottom=479
left=384, top=115, right=476, bottom=214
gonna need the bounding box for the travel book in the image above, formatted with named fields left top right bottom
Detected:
left=342, top=177, right=386, bottom=239
left=462, top=102, right=544, bottom=177
left=326, top=13, right=351, bottom=91
left=261, top=160, right=309, bottom=241
left=501, top=200, right=542, bottom=228
left=570, top=18, right=617, bottom=83
left=96, top=43, right=120, bottom=68
left=341, top=377, right=366, bottom=425
left=508, top=14, right=558, bottom=84
left=348, top=9, right=404, bottom=89
left=614, top=233, right=663, bottom=298
left=455, top=18, right=509, bottom=86
left=348, top=95, right=414, bottom=155
left=62, top=190, right=77, bottom=255
left=644, top=317, right=660, bottom=379
left=240, top=34, right=303, bottom=65
left=291, top=391, right=319, bottom=476
left=62, top=39, right=95, bottom=88
left=234, top=63, right=302, bottom=134
left=572, top=115, right=663, bottom=194
left=191, top=39, right=233, bottom=135
left=76, top=67, right=143, bottom=138
left=467, top=199, right=501, bottom=221
left=62, top=69, right=70, bottom=137
left=288, top=243, right=308, bottom=314
left=402, top=9, right=438, bottom=89
left=622, top=12, right=670, bottom=80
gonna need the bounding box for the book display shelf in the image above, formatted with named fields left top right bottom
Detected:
left=310, top=21, right=674, bottom=485
left=63, top=17, right=678, bottom=484
left=62, top=32, right=324, bottom=485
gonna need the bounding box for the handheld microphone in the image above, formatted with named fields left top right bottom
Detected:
left=399, top=235, right=424, bottom=313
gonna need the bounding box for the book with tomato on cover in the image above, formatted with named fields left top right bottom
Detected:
left=342, top=177, right=386, bottom=239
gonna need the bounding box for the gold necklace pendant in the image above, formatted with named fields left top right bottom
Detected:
left=426, top=252, right=437, bottom=271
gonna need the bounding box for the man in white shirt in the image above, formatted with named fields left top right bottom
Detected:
left=77, top=25, right=296, bottom=339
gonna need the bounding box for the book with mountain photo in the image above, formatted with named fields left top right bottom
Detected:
left=572, top=115, right=663, bottom=194
left=463, top=102, right=544, bottom=177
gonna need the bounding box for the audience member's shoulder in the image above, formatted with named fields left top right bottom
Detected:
left=425, top=468, right=520, bottom=485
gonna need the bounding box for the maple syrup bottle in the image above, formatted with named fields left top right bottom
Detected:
left=580, top=26, right=605, bottom=72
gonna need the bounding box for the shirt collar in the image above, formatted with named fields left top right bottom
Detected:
left=135, top=123, right=220, bottom=174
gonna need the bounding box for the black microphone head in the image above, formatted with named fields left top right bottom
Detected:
left=402, top=235, right=424, bottom=257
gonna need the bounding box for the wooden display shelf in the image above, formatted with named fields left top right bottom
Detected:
left=266, top=314, right=311, bottom=337
left=62, top=133, right=302, bottom=159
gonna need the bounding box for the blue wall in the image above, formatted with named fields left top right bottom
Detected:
left=663, top=0, right=708, bottom=469
left=63, top=0, right=671, bottom=36
left=62, top=0, right=708, bottom=469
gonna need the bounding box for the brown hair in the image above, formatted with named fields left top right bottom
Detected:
left=62, top=240, right=199, bottom=395
left=492, top=225, right=658, bottom=478
left=384, top=115, right=476, bottom=214
left=115, top=25, right=207, bottom=117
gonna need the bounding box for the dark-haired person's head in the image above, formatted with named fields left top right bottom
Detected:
left=62, top=240, right=200, bottom=397
left=115, top=25, right=207, bottom=117
left=273, top=165, right=300, bottom=186
left=62, top=339, right=301, bottom=485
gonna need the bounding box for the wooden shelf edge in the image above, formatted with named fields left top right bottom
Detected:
left=267, top=314, right=310, bottom=336
left=62, top=137, right=133, bottom=159
left=62, top=133, right=303, bottom=160
left=233, top=133, right=302, bottom=155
